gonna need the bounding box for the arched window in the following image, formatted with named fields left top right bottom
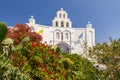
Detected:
left=59, top=13, right=61, bottom=18
left=65, top=33, right=69, bottom=39
left=66, top=22, right=69, bottom=27
left=56, top=21, right=58, bottom=27
left=63, top=13, right=66, bottom=18
left=56, top=32, right=60, bottom=39
left=61, top=21, right=64, bottom=27
left=31, top=26, right=35, bottom=32
left=89, top=31, right=93, bottom=46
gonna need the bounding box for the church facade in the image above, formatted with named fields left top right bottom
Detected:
left=26, top=8, right=95, bottom=55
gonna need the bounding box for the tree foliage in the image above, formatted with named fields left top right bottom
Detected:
left=89, top=39, right=120, bottom=79
left=62, top=53, right=101, bottom=80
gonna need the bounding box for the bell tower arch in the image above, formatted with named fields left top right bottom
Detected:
left=52, top=8, right=72, bottom=28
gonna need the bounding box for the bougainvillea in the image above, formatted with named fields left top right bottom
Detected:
left=10, top=41, right=66, bottom=80
left=6, top=24, right=42, bottom=44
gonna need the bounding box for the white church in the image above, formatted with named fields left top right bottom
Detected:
left=26, top=8, right=95, bottom=55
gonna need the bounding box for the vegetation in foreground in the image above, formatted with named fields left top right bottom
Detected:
left=0, top=22, right=120, bottom=80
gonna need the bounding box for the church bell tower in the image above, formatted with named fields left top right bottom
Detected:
left=52, top=8, right=72, bottom=28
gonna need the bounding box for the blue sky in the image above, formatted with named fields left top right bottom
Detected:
left=0, top=0, right=120, bottom=43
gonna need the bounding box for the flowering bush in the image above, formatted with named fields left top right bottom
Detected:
left=10, top=40, right=101, bottom=80
left=10, top=41, right=67, bottom=80
left=6, top=24, right=42, bottom=44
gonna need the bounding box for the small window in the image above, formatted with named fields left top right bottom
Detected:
left=63, top=14, right=66, bottom=18
left=56, top=21, right=58, bottom=27
left=56, top=32, right=60, bottom=39
left=31, top=26, right=35, bottom=32
left=66, top=22, right=69, bottom=27
left=61, top=21, right=64, bottom=27
left=65, top=33, right=69, bottom=39
left=59, top=13, right=61, bottom=18
left=31, top=20, right=33, bottom=23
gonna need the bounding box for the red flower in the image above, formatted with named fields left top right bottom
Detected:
left=42, top=76, right=46, bottom=80
left=15, top=63, right=19, bottom=67
left=64, top=74, right=67, bottom=78
left=51, top=77, right=56, bottom=80
left=57, top=55, right=61, bottom=59
left=20, top=60, right=24, bottom=64
left=32, top=42, right=36, bottom=48
left=48, top=72, right=53, bottom=75
left=42, top=68, right=47, bottom=73
left=24, top=65, right=28, bottom=69
left=40, top=66, right=44, bottom=68
left=39, top=35, right=43, bottom=40
left=42, top=55, right=46, bottom=60
left=10, top=55, right=15, bottom=60
left=51, top=49, right=55, bottom=54
left=117, top=67, right=120, bottom=71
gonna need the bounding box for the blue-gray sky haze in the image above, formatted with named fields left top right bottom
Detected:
left=0, top=0, right=120, bottom=43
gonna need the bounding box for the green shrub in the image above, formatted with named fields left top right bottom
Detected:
left=0, top=22, right=8, bottom=43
